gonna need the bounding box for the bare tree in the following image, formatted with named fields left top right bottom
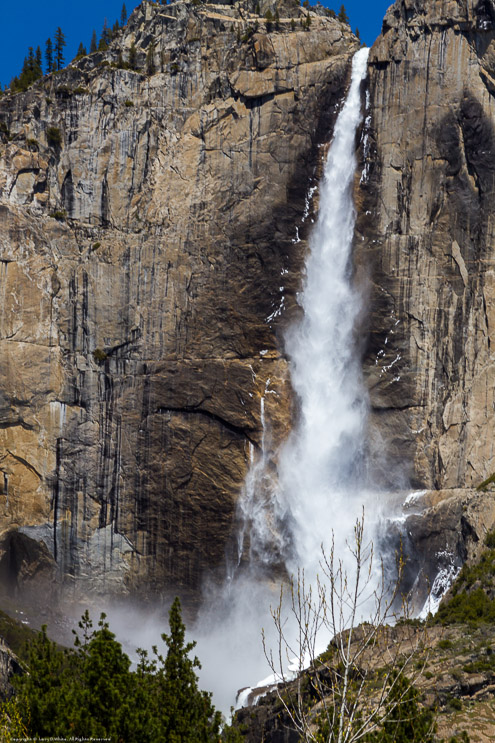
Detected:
left=263, top=512, right=432, bottom=742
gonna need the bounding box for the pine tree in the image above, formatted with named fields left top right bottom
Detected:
left=35, top=46, right=43, bottom=75
left=12, top=47, right=44, bottom=92
left=90, top=29, right=98, bottom=54
left=121, top=2, right=128, bottom=26
left=112, top=20, right=120, bottom=39
left=45, top=38, right=54, bottom=74
left=54, top=27, right=66, bottom=70
left=338, top=3, right=349, bottom=24
left=13, top=625, right=68, bottom=734
left=128, top=42, right=138, bottom=70
left=75, top=42, right=87, bottom=59
left=154, top=598, right=221, bottom=742
left=146, top=43, right=155, bottom=75
left=99, top=18, right=111, bottom=49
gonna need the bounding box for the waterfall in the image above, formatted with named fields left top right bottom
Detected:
left=195, top=47, right=372, bottom=713
left=279, top=46, right=371, bottom=574
left=236, top=47, right=372, bottom=580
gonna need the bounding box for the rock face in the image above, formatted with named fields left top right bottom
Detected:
left=358, top=0, right=495, bottom=493
left=0, top=0, right=358, bottom=601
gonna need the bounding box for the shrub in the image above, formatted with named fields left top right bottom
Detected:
left=92, top=348, right=108, bottom=363
left=46, top=126, right=62, bottom=147
left=476, top=472, right=495, bottom=491
left=438, top=639, right=453, bottom=649
left=49, top=210, right=67, bottom=221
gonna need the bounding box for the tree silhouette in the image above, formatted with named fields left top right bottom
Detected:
left=54, top=27, right=66, bottom=70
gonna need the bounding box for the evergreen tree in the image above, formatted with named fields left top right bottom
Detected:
left=338, top=3, right=349, bottom=24
left=121, top=2, right=128, bottom=25
left=128, top=42, right=138, bottom=70
left=90, top=29, right=98, bottom=53
left=11, top=603, right=221, bottom=742
left=364, top=674, right=436, bottom=742
left=69, top=613, right=134, bottom=738
left=99, top=18, right=111, bottom=49
left=14, top=625, right=68, bottom=734
left=35, top=46, right=43, bottom=74
left=112, top=20, right=120, bottom=38
left=146, top=42, right=156, bottom=75
left=11, top=47, right=44, bottom=92
left=45, top=38, right=54, bottom=74
left=54, top=27, right=66, bottom=70
left=154, top=597, right=221, bottom=742
left=355, top=27, right=361, bottom=40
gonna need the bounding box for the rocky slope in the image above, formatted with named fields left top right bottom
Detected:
left=0, top=0, right=358, bottom=602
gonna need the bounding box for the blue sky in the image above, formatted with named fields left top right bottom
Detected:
left=0, top=0, right=392, bottom=89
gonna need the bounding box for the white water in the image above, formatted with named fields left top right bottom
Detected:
left=194, top=48, right=373, bottom=714
left=278, top=47, right=371, bottom=577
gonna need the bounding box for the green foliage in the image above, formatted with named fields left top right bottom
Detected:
left=121, top=3, right=128, bottom=26
left=0, top=696, right=28, bottom=742
left=45, top=38, right=54, bottom=74
left=476, top=472, right=495, bottom=491
left=364, top=673, right=436, bottom=743
left=10, top=47, right=43, bottom=93
left=129, top=42, right=138, bottom=70
left=338, top=4, right=349, bottom=24
left=433, top=548, right=495, bottom=625
left=265, top=9, right=273, bottom=31
left=54, top=27, right=66, bottom=71
left=485, top=530, right=495, bottom=548
left=46, top=126, right=62, bottom=147
left=434, top=587, right=495, bottom=625
left=49, top=210, right=67, bottom=221
left=155, top=597, right=222, bottom=741
left=146, top=43, right=156, bottom=75
left=92, top=348, right=108, bottom=362
left=124, top=99, right=134, bottom=107
left=438, top=639, right=453, bottom=649
left=90, top=29, right=98, bottom=54
left=0, top=610, right=38, bottom=661
left=448, top=733, right=470, bottom=743
left=75, top=42, right=87, bottom=59
left=462, top=650, right=495, bottom=674
left=11, top=599, right=221, bottom=742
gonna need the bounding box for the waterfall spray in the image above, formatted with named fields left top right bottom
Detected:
left=195, top=48, right=372, bottom=713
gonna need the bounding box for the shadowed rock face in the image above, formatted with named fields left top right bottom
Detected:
left=0, top=0, right=358, bottom=602
left=357, top=0, right=495, bottom=493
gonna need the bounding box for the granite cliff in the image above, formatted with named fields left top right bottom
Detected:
left=2, top=0, right=495, bottom=608
left=0, top=0, right=358, bottom=602
left=354, top=0, right=495, bottom=596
